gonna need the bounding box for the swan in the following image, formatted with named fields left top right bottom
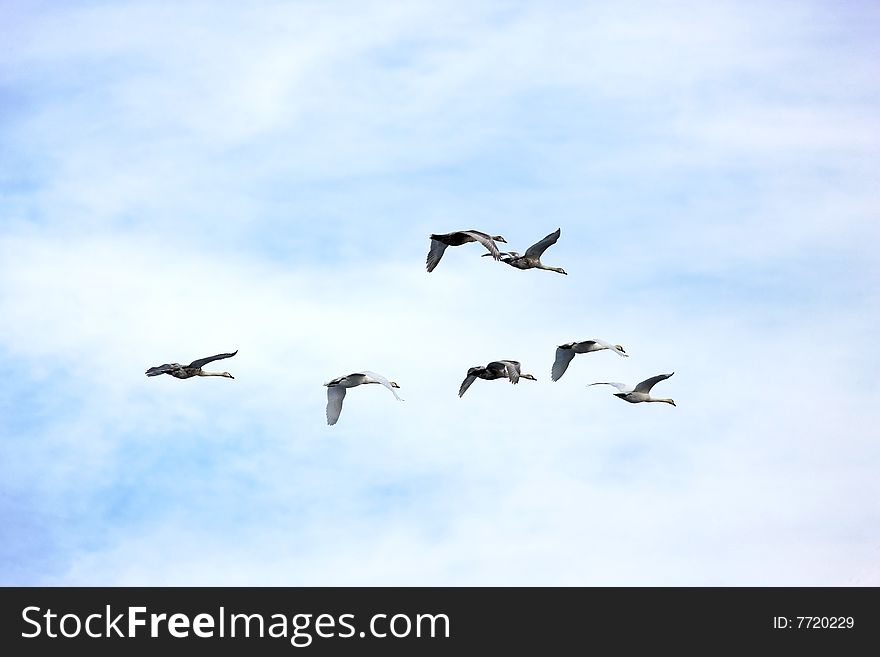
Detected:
left=589, top=372, right=676, bottom=406
left=459, top=360, right=537, bottom=397
left=484, top=228, right=566, bottom=274
left=145, top=350, right=238, bottom=379
left=426, top=230, right=507, bottom=272
left=551, top=339, right=628, bottom=381
left=325, top=371, right=403, bottom=425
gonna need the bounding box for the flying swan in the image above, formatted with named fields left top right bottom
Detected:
left=325, top=371, right=403, bottom=425
left=485, top=228, right=567, bottom=275
left=589, top=372, right=676, bottom=406
left=426, top=230, right=507, bottom=272
left=145, top=351, right=238, bottom=379
left=459, top=360, right=537, bottom=397
left=551, top=339, right=628, bottom=382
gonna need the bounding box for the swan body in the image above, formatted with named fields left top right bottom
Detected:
left=590, top=372, right=676, bottom=406
left=459, top=360, right=537, bottom=397
left=145, top=351, right=238, bottom=379
left=551, top=339, right=628, bottom=381
left=426, top=230, right=507, bottom=272
left=325, top=371, right=403, bottom=425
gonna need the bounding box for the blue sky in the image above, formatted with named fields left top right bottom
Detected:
left=1, top=0, right=879, bottom=585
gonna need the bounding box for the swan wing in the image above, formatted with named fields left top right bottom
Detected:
left=326, top=385, right=346, bottom=425
left=188, top=350, right=238, bottom=369
left=461, top=231, right=501, bottom=260
left=589, top=381, right=633, bottom=393
left=498, top=360, right=521, bottom=384
left=634, top=372, right=674, bottom=394
left=458, top=373, right=478, bottom=398
left=523, top=228, right=561, bottom=259
left=426, top=239, right=449, bottom=272
left=145, top=363, right=178, bottom=376
left=551, top=347, right=576, bottom=381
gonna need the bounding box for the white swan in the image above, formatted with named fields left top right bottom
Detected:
left=145, top=350, right=238, bottom=379
left=426, top=230, right=507, bottom=272
left=459, top=360, right=537, bottom=397
left=324, top=371, right=403, bottom=425
left=589, top=372, right=676, bottom=406
left=551, top=339, right=627, bottom=382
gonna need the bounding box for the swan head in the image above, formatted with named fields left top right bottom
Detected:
left=221, top=372, right=234, bottom=379
left=390, top=381, right=401, bottom=389
left=493, top=235, right=507, bottom=243
left=615, top=345, right=626, bottom=354
left=521, top=374, right=538, bottom=381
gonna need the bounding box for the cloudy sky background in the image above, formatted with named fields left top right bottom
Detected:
left=1, top=0, right=878, bottom=585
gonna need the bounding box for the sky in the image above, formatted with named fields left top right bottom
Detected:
left=1, top=0, right=879, bottom=586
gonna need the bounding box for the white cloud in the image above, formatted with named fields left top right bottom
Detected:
left=1, top=0, right=878, bottom=585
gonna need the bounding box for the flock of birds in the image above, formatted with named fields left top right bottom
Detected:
left=146, top=227, right=676, bottom=425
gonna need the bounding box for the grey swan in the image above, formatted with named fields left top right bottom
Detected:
left=485, top=228, right=566, bottom=275
left=427, top=230, right=507, bottom=272
left=145, top=351, right=238, bottom=379
left=459, top=360, right=537, bottom=397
